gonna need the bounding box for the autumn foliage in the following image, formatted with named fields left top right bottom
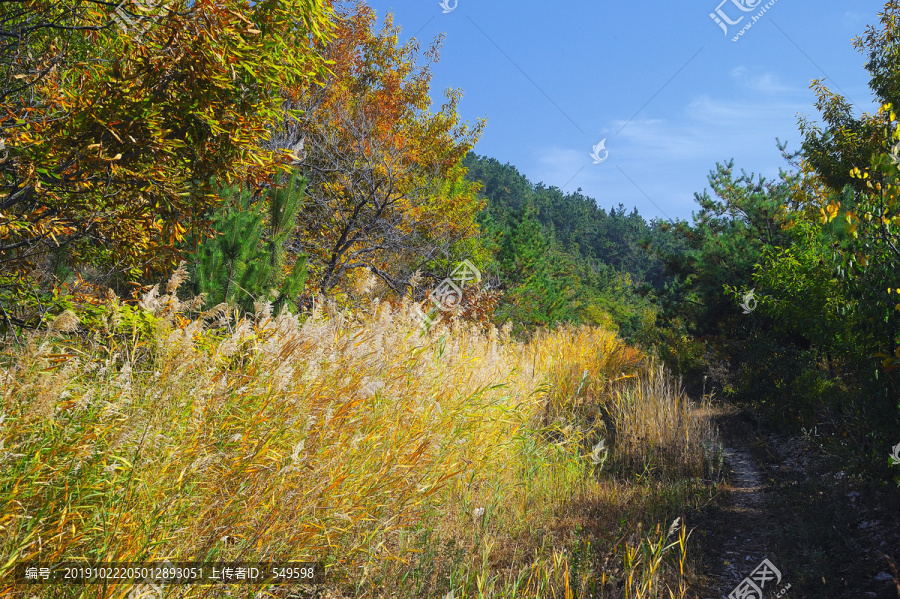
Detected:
left=276, top=3, right=486, bottom=295
left=0, top=0, right=334, bottom=321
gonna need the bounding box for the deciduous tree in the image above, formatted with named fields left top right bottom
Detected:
left=270, top=3, right=485, bottom=296
left=0, top=0, right=333, bottom=325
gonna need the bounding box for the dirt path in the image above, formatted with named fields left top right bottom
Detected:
left=692, top=408, right=900, bottom=599
left=693, top=411, right=780, bottom=597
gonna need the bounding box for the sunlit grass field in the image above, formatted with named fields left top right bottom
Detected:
left=1, top=270, right=722, bottom=598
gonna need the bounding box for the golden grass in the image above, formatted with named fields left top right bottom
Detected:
left=0, top=276, right=720, bottom=598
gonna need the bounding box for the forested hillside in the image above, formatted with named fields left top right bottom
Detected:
left=2, top=0, right=900, bottom=597
left=462, top=152, right=681, bottom=338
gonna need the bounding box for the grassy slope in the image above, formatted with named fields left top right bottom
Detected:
left=1, top=271, right=722, bottom=598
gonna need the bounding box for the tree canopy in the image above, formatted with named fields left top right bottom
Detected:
left=0, top=0, right=334, bottom=322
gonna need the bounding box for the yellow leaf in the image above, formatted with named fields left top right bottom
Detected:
left=113, top=455, right=134, bottom=470
left=822, top=202, right=840, bottom=222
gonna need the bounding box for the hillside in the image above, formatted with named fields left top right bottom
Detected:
left=463, top=152, right=683, bottom=340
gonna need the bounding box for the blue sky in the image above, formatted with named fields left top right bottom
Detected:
left=362, top=0, right=887, bottom=221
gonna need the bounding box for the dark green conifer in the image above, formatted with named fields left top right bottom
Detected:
left=192, top=172, right=308, bottom=314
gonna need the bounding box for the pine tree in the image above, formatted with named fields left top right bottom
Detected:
left=192, top=172, right=308, bottom=314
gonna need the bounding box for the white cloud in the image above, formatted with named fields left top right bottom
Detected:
left=524, top=90, right=811, bottom=219
left=684, top=94, right=806, bottom=129
left=612, top=118, right=710, bottom=161
left=730, top=67, right=797, bottom=95
left=843, top=11, right=871, bottom=27
left=535, top=145, right=584, bottom=173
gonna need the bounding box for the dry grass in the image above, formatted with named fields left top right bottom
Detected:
left=0, top=274, right=721, bottom=598
left=610, top=364, right=721, bottom=482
